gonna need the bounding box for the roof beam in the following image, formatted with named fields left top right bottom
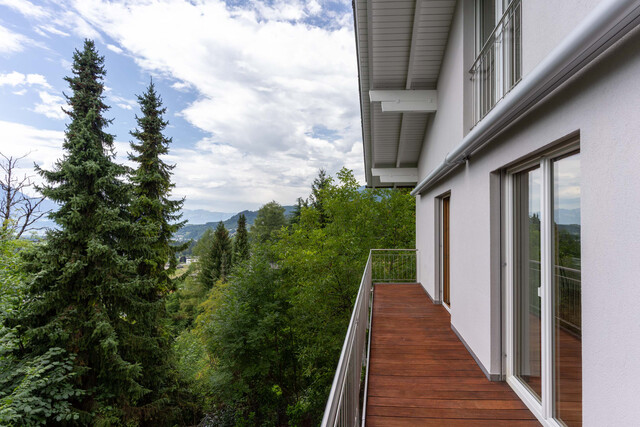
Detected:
left=406, top=0, right=423, bottom=91
left=369, top=89, right=438, bottom=112
left=372, top=167, right=418, bottom=184
left=397, top=0, right=423, bottom=167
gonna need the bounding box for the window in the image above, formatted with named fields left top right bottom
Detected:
left=506, top=143, right=582, bottom=427
left=471, top=0, right=522, bottom=124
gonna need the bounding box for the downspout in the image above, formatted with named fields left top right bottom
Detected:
left=411, top=0, right=640, bottom=196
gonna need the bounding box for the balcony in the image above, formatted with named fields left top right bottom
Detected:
left=321, top=250, right=539, bottom=426
left=470, top=0, right=522, bottom=124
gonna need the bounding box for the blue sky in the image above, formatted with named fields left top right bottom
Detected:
left=0, top=0, right=361, bottom=212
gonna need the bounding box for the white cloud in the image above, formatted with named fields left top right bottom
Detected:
left=0, top=71, right=52, bottom=89
left=0, top=24, right=31, bottom=54
left=34, top=91, right=67, bottom=120
left=37, top=25, right=71, bottom=37
left=109, top=94, right=137, bottom=110
left=1, top=0, right=363, bottom=211
left=0, top=121, right=64, bottom=187
left=171, top=81, right=191, bottom=91
left=0, top=0, right=49, bottom=19
left=106, top=43, right=123, bottom=54
left=67, top=0, right=362, bottom=209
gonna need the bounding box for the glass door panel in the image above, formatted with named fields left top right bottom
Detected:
left=552, top=153, right=582, bottom=426
left=514, top=167, right=542, bottom=399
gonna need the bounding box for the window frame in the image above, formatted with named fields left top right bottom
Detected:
left=471, top=0, right=522, bottom=124
left=504, top=141, right=580, bottom=427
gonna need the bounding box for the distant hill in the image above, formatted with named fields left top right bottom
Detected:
left=180, top=209, right=234, bottom=224
left=174, top=205, right=296, bottom=242
left=555, top=208, right=580, bottom=225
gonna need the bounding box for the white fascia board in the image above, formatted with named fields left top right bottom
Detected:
left=371, top=167, right=418, bottom=183
left=368, top=90, right=437, bottom=113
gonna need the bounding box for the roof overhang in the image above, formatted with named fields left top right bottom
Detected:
left=353, top=0, right=456, bottom=187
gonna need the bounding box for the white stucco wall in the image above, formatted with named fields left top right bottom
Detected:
left=416, top=1, right=465, bottom=177
left=522, top=0, right=598, bottom=76
left=415, top=5, right=640, bottom=425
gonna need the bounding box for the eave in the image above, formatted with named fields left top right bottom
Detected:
left=353, top=0, right=456, bottom=187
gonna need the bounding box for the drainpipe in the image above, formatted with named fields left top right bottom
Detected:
left=411, top=0, right=640, bottom=196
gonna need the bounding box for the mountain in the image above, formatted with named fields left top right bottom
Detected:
left=180, top=209, right=234, bottom=224
left=174, top=205, right=296, bottom=242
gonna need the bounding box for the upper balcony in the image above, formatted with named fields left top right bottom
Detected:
left=321, top=250, right=540, bottom=426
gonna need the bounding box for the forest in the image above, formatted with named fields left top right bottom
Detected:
left=0, top=40, right=415, bottom=426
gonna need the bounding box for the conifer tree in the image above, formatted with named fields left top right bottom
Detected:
left=289, top=197, right=307, bottom=226
left=7, top=40, right=144, bottom=421
left=126, top=80, right=187, bottom=419
left=199, top=222, right=232, bottom=287
left=232, top=213, right=249, bottom=264
left=309, top=169, right=331, bottom=226
left=129, top=79, right=186, bottom=290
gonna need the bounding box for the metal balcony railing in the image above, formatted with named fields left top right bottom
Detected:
left=470, top=0, right=522, bottom=124
left=371, top=249, right=418, bottom=283
left=529, top=260, right=581, bottom=334
left=321, top=249, right=417, bottom=427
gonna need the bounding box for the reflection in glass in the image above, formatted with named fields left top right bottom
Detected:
left=479, top=0, right=496, bottom=49
left=514, top=167, right=542, bottom=399
left=553, top=153, right=582, bottom=426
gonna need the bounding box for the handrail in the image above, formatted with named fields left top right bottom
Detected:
left=371, top=249, right=417, bottom=283
left=469, top=0, right=521, bottom=72
left=321, top=249, right=418, bottom=426
left=321, top=252, right=373, bottom=426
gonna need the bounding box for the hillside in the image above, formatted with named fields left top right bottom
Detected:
left=174, top=205, right=296, bottom=242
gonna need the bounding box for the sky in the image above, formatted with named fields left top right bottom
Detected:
left=0, top=0, right=362, bottom=213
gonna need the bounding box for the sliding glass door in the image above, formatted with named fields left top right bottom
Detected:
left=507, top=146, right=581, bottom=427
left=513, top=166, right=542, bottom=400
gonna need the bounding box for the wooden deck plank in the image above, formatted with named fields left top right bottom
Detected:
left=365, top=284, right=540, bottom=425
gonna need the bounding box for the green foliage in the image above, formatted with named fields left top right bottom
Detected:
left=1, top=232, right=83, bottom=426
left=199, top=222, right=232, bottom=287
left=288, top=197, right=307, bottom=227
left=3, top=40, right=145, bottom=423
left=308, top=169, right=330, bottom=226
left=0, top=347, right=82, bottom=426
left=172, top=168, right=415, bottom=425
left=192, top=228, right=214, bottom=258
left=250, top=201, right=286, bottom=244
left=191, top=255, right=295, bottom=425
left=166, top=273, right=209, bottom=332
left=232, top=214, right=249, bottom=265
left=129, top=78, right=187, bottom=290
left=125, top=79, right=190, bottom=424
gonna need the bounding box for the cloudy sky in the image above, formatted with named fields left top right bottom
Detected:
left=0, top=0, right=362, bottom=213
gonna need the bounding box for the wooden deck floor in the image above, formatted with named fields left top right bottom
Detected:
left=365, top=284, right=540, bottom=426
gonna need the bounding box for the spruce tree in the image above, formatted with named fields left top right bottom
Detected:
left=127, top=80, right=186, bottom=420
left=289, top=197, right=307, bottom=226
left=309, top=169, right=331, bottom=226
left=129, top=79, right=185, bottom=290
left=199, top=222, right=232, bottom=287
left=8, top=40, right=144, bottom=421
left=232, top=213, right=249, bottom=264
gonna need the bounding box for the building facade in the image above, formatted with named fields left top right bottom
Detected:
left=355, top=0, right=640, bottom=425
